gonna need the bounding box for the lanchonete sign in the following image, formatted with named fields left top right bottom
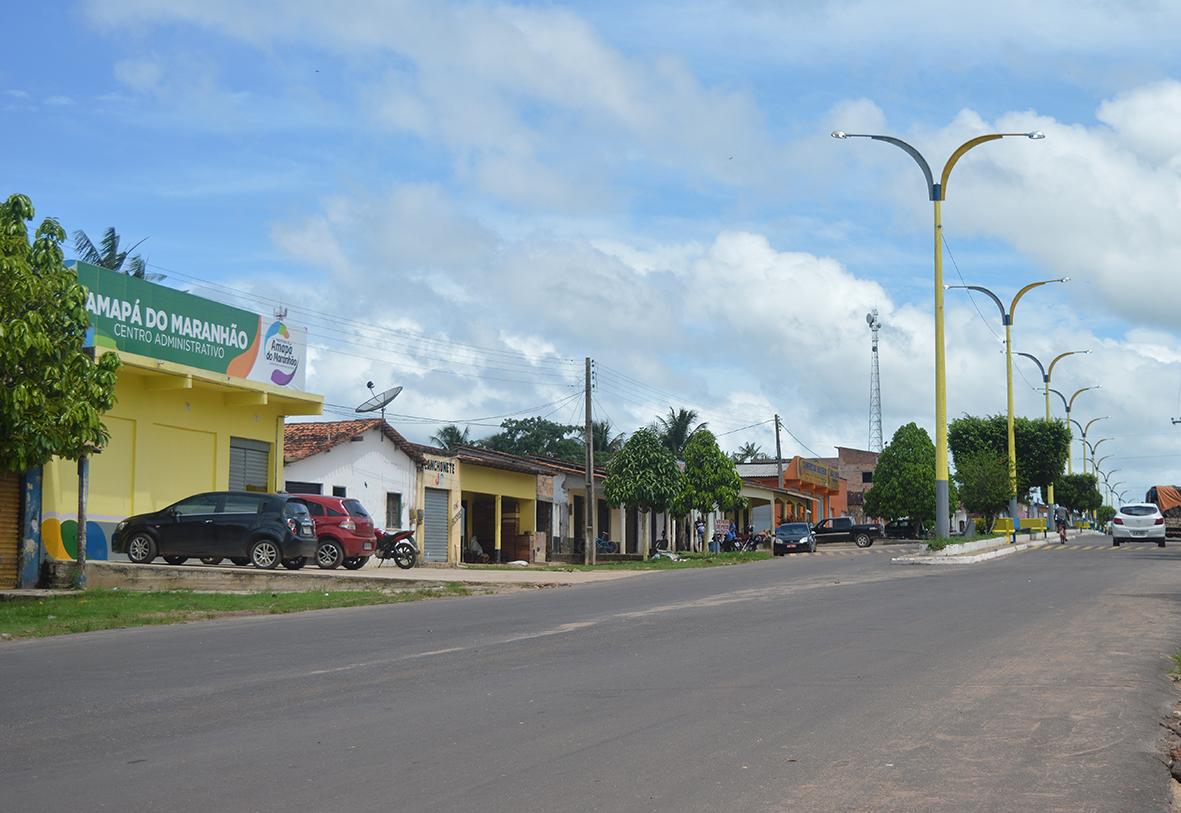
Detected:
left=74, top=261, right=308, bottom=390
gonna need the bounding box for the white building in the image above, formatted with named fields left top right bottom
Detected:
left=284, top=419, right=422, bottom=530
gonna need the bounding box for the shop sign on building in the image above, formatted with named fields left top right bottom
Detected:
left=798, top=458, right=839, bottom=489
left=422, top=456, right=457, bottom=489
left=74, top=261, right=307, bottom=390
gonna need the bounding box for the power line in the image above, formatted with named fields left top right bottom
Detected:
left=715, top=418, right=775, bottom=438
left=941, top=232, right=1040, bottom=392
left=148, top=262, right=577, bottom=373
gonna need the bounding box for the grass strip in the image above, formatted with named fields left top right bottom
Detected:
left=0, top=585, right=471, bottom=639
left=1170, top=649, right=1181, bottom=680
left=465, top=550, right=771, bottom=572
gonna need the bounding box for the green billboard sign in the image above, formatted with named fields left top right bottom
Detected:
left=75, top=262, right=307, bottom=390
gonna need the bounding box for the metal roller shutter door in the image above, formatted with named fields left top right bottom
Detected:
left=0, top=472, right=20, bottom=589
left=423, top=488, right=449, bottom=563
left=229, top=438, right=271, bottom=492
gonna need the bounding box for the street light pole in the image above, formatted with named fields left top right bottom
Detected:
left=1053, top=388, right=1100, bottom=473
left=948, top=279, right=1067, bottom=538
left=1018, top=351, right=1086, bottom=507
left=832, top=128, right=1045, bottom=540
left=1081, top=424, right=1110, bottom=475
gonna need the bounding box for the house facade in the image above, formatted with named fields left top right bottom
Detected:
left=284, top=419, right=423, bottom=531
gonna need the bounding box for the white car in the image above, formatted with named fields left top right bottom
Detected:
left=1111, top=503, right=1167, bottom=547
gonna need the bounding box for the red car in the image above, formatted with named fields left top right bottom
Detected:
left=286, top=494, right=376, bottom=570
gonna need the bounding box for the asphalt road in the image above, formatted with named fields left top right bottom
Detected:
left=3, top=534, right=1180, bottom=812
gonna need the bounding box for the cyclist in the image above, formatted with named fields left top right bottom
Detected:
left=1054, top=506, right=1069, bottom=544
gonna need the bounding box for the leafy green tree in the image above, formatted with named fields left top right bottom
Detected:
left=655, top=407, right=706, bottom=457
left=948, top=415, right=1070, bottom=498
left=604, top=429, right=683, bottom=555
left=1055, top=473, right=1102, bottom=514
left=430, top=424, right=471, bottom=449
left=1096, top=504, right=1116, bottom=524
left=72, top=227, right=163, bottom=281
left=953, top=451, right=1010, bottom=531
left=731, top=441, right=763, bottom=463
left=677, top=429, right=744, bottom=516
left=0, top=194, right=121, bottom=471
left=480, top=417, right=582, bottom=462
left=863, top=423, right=951, bottom=525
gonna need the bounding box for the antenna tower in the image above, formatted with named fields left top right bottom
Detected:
left=866, top=309, right=883, bottom=452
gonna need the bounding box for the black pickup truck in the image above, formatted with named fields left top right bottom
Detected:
left=811, top=516, right=884, bottom=548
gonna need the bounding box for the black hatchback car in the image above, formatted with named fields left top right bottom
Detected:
left=113, top=492, right=317, bottom=570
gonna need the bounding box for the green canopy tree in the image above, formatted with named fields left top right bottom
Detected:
left=948, top=415, right=1070, bottom=498
left=1, top=194, right=120, bottom=472
left=430, top=424, right=471, bottom=449
left=953, top=451, right=1010, bottom=532
left=863, top=423, right=951, bottom=526
left=1096, top=505, right=1116, bottom=524
left=603, top=428, right=683, bottom=557
left=480, top=417, right=582, bottom=463
left=677, top=429, right=744, bottom=516
left=1055, top=473, right=1102, bottom=514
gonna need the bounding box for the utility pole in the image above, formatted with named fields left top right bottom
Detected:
left=584, top=357, right=596, bottom=566
left=76, top=456, right=88, bottom=588
left=774, top=414, right=784, bottom=525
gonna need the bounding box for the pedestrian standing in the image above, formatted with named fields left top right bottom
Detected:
left=695, top=518, right=705, bottom=552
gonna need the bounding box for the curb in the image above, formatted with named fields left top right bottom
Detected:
left=891, top=541, right=1037, bottom=565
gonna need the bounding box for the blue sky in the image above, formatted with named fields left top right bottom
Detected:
left=5, top=1, right=1181, bottom=498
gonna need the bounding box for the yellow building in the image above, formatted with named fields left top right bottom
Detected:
left=415, top=445, right=549, bottom=564
left=39, top=263, right=322, bottom=563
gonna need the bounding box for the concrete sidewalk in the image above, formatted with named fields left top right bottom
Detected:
left=80, top=559, right=650, bottom=592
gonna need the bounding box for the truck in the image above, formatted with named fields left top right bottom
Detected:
left=810, top=516, right=884, bottom=548
left=1145, top=486, right=1181, bottom=538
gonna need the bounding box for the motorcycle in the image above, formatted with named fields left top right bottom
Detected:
left=375, top=529, right=418, bottom=569
left=736, top=531, right=768, bottom=552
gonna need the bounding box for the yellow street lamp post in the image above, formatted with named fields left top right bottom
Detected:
left=1016, top=350, right=1087, bottom=506
left=948, top=279, right=1068, bottom=538
left=832, top=129, right=1045, bottom=539
left=1052, top=387, right=1100, bottom=473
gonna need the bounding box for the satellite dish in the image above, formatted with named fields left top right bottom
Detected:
left=355, top=384, right=402, bottom=441
left=865, top=312, right=874, bottom=325
left=356, top=385, right=402, bottom=413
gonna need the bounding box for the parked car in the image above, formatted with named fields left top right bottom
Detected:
left=883, top=517, right=928, bottom=540
left=114, top=492, right=317, bottom=569
left=286, top=494, right=377, bottom=570
left=811, top=516, right=884, bottom=548
left=1111, top=503, right=1167, bottom=547
left=773, top=522, right=817, bottom=555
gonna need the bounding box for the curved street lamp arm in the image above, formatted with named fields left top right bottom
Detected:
left=1049, top=388, right=1069, bottom=412
left=1017, top=352, right=1046, bottom=381
left=941, top=132, right=1045, bottom=200
left=1047, top=350, right=1088, bottom=383
left=940, top=135, right=1003, bottom=199
left=1094, top=455, right=1113, bottom=470
left=1089, top=438, right=1111, bottom=456
left=1069, top=418, right=1085, bottom=435
left=831, top=132, right=935, bottom=200
left=948, top=284, right=1007, bottom=322
left=1084, top=416, right=1110, bottom=434
left=1068, top=386, right=1099, bottom=410
left=1010, top=278, right=1069, bottom=323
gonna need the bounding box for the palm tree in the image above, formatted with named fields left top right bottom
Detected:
left=73, top=227, right=164, bottom=281
left=655, top=407, right=706, bottom=458
left=430, top=424, right=471, bottom=449
left=731, top=442, right=763, bottom=463
left=581, top=419, right=625, bottom=459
